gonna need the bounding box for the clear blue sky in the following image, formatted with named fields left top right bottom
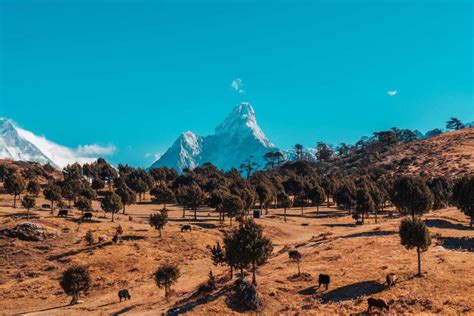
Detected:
left=1, top=0, right=472, bottom=166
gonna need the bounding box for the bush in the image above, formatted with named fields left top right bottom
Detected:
left=149, top=209, right=168, bottom=237
left=84, top=230, right=94, bottom=247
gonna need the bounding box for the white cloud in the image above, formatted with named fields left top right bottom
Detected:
left=15, top=126, right=115, bottom=169
left=231, top=78, right=245, bottom=94
left=154, top=152, right=163, bottom=160
left=76, top=144, right=116, bottom=156
left=387, top=90, right=398, bottom=96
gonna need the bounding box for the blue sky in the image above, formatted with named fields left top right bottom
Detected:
left=1, top=0, right=472, bottom=166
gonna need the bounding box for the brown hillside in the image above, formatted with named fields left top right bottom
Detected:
left=0, top=191, right=473, bottom=315
left=378, top=127, right=474, bottom=177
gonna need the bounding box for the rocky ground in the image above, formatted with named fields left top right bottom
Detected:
left=0, top=192, right=473, bottom=315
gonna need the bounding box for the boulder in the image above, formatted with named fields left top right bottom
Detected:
left=234, top=279, right=260, bottom=311
left=1, top=222, right=58, bottom=241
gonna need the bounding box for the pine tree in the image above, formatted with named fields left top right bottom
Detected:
left=154, top=264, right=180, bottom=297
left=399, top=218, right=431, bottom=276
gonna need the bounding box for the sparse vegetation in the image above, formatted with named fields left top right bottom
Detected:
left=0, top=124, right=473, bottom=314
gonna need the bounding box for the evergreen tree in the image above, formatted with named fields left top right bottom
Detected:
left=255, top=183, right=273, bottom=212
left=239, top=156, right=259, bottom=179
left=100, top=192, right=123, bottom=222
left=60, top=266, right=91, bottom=305
left=321, top=175, right=338, bottom=207
left=150, top=184, right=175, bottom=209
left=222, top=194, right=244, bottom=226
left=427, top=176, right=453, bottom=210
left=454, top=176, right=474, bottom=227
left=294, top=144, right=304, bottom=160
left=391, top=176, right=433, bottom=219
left=84, top=229, right=95, bottom=247
left=91, top=178, right=105, bottom=191
left=21, top=195, right=36, bottom=220
left=308, top=183, right=326, bottom=212
left=180, top=184, right=205, bottom=220
left=116, top=184, right=136, bottom=214
left=354, top=186, right=376, bottom=224
left=4, top=172, right=26, bottom=208
left=278, top=193, right=292, bottom=222
left=210, top=242, right=233, bottom=278
left=149, top=209, right=169, bottom=237
left=43, top=183, right=62, bottom=211
left=333, top=180, right=357, bottom=214
left=446, top=117, right=465, bottom=130
left=223, top=219, right=273, bottom=285
left=26, top=180, right=41, bottom=196
left=399, top=218, right=431, bottom=276
left=315, top=141, right=334, bottom=162
left=288, top=250, right=302, bottom=275
left=74, top=197, right=92, bottom=216
left=154, top=264, right=180, bottom=297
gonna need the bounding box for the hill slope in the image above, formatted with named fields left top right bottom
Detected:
left=0, top=193, right=472, bottom=315
left=380, top=127, right=474, bottom=177
left=330, top=127, right=474, bottom=178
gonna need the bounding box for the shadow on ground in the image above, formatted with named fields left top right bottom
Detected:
left=426, top=219, right=471, bottom=231
left=343, top=231, right=397, bottom=239
left=166, top=286, right=231, bottom=315
left=438, top=237, right=474, bottom=252
left=323, top=223, right=356, bottom=228
left=311, top=281, right=386, bottom=303
left=18, top=303, right=71, bottom=315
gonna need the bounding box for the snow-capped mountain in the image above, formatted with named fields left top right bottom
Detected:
left=150, top=102, right=278, bottom=172
left=0, top=117, right=115, bottom=169
left=0, top=118, right=56, bottom=167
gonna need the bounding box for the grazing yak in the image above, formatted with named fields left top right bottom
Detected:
left=386, top=273, right=397, bottom=288
left=318, top=274, right=330, bottom=290
left=57, top=209, right=68, bottom=217
left=118, top=289, right=131, bottom=302
left=181, top=225, right=192, bottom=232
left=82, top=212, right=93, bottom=220
left=367, top=297, right=390, bottom=312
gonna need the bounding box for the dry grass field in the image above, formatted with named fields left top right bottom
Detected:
left=378, top=127, right=474, bottom=178
left=1, top=190, right=473, bottom=315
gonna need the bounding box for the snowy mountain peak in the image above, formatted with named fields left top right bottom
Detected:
left=0, top=117, right=16, bottom=133
left=0, top=117, right=55, bottom=167
left=151, top=102, right=276, bottom=172
left=215, top=102, right=272, bottom=147
left=0, top=117, right=115, bottom=169
left=215, top=102, right=256, bottom=134
left=178, top=131, right=202, bottom=156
